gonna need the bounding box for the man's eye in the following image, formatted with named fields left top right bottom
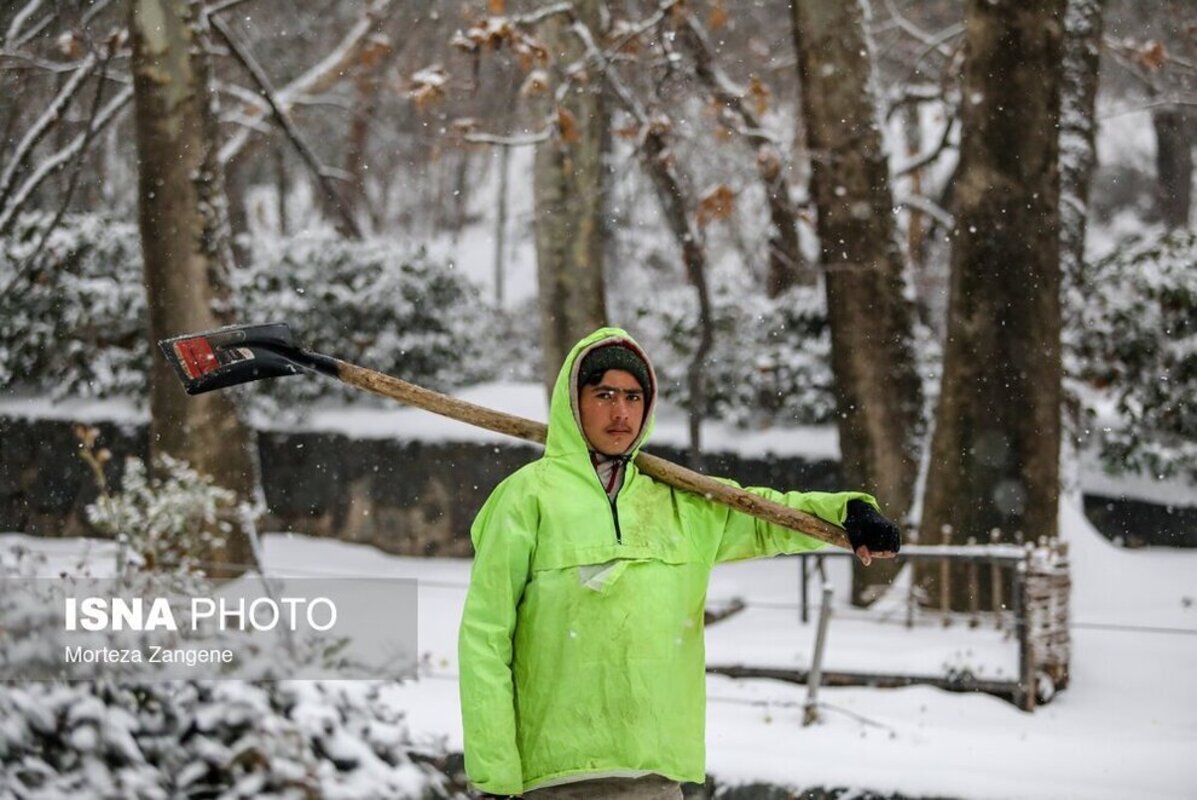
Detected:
left=627, top=394, right=642, bottom=403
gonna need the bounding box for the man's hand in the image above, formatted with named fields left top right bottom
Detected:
left=843, top=499, right=901, bottom=566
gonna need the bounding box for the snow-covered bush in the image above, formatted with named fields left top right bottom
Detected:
left=0, top=212, right=147, bottom=398
left=1070, top=228, right=1197, bottom=480
left=0, top=452, right=454, bottom=799
left=633, top=280, right=837, bottom=427
left=234, top=233, right=500, bottom=411
left=0, top=678, right=448, bottom=799
left=85, top=451, right=236, bottom=575
left=0, top=215, right=506, bottom=406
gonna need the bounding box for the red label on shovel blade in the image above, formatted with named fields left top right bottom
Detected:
left=173, top=337, right=219, bottom=380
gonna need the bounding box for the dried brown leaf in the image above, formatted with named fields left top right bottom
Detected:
left=708, top=2, right=729, bottom=32
left=73, top=424, right=98, bottom=448
left=1138, top=40, right=1166, bottom=70
left=748, top=76, right=770, bottom=116
left=358, top=34, right=393, bottom=69
left=696, top=183, right=736, bottom=226
left=410, top=84, right=440, bottom=109
left=557, top=106, right=580, bottom=144
left=613, top=123, right=641, bottom=140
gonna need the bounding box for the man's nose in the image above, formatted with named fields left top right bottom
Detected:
left=611, top=398, right=632, bottom=420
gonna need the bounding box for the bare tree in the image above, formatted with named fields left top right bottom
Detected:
left=130, top=0, right=261, bottom=575
left=919, top=0, right=1067, bottom=609
left=791, top=0, right=923, bottom=603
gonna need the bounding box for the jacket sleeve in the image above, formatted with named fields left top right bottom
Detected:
left=704, top=482, right=880, bottom=564
left=458, top=476, right=536, bottom=796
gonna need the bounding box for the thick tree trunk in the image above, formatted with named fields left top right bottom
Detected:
left=791, top=0, right=923, bottom=604
left=1153, top=107, right=1193, bottom=230
left=533, top=0, right=609, bottom=394
left=130, top=0, right=261, bottom=575
left=919, top=0, right=1066, bottom=610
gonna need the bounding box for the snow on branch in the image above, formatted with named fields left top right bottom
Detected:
left=209, top=13, right=362, bottom=239
left=4, top=0, right=49, bottom=50
left=0, top=85, right=133, bottom=238
left=895, top=193, right=953, bottom=230
left=881, top=0, right=957, bottom=57
left=0, top=49, right=98, bottom=210
left=462, top=129, right=550, bottom=147
left=217, top=0, right=393, bottom=165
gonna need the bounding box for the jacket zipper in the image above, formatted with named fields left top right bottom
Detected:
left=601, top=455, right=628, bottom=545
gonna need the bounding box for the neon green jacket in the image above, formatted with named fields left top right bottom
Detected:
left=458, top=328, right=876, bottom=795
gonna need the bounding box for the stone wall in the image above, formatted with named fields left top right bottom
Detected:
left=0, top=415, right=842, bottom=556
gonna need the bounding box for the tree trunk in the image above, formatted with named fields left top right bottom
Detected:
left=533, top=0, right=609, bottom=394
left=130, top=0, right=261, bottom=576
left=345, top=70, right=379, bottom=234
left=919, top=0, right=1066, bottom=610
left=1153, top=107, right=1193, bottom=230
left=494, top=144, right=510, bottom=307
left=791, top=0, right=923, bottom=604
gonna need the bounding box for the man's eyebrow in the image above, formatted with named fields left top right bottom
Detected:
left=593, top=384, right=643, bottom=394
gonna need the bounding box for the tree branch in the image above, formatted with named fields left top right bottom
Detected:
left=676, top=11, right=808, bottom=294
left=0, top=85, right=132, bottom=237
left=463, top=130, right=550, bottom=146
left=216, top=0, right=392, bottom=164
left=896, top=193, right=953, bottom=230
left=5, top=0, right=43, bottom=48
left=209, top=12, right=362, bottom=238
left=892, top=117, right=956, bottom=177
left=0, top=50, right=98, bottom=210
left=20, top=44, right=116, bottom=271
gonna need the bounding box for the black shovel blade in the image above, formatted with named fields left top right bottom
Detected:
left=158, top=322, right=305, bottom=395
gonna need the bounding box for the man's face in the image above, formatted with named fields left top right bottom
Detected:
left=579, top=369, right=646, bottom=456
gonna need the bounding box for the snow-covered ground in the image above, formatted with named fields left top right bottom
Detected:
left=4, top=494, right=1195, bottom=799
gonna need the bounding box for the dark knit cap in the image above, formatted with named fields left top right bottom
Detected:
left=577, top=344, right=652, bottom=398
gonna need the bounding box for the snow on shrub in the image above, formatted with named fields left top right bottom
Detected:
left=0, top=212, right=146, bottom=398
left=632, top=278, right=837, bottom=427
left=0, top=678, right=447, bottom=799
left=0, top=215, right=502, bottom=408
left=233, top=232, right=499, bottom=412
left=0, top=451, right=453, bottom=799
left=1071, top=228, right=1197, bottom=481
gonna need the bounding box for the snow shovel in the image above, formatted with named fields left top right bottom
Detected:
left=158, top=322, right=854, bottom=550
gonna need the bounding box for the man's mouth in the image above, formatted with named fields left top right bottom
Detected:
left=607, top=428, right=631, bottom=435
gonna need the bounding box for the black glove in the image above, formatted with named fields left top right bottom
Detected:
left=843, top=499, right=901, bottom=554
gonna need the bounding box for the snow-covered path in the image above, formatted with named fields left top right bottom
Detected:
left=4, top=498, right=1195, bottom=799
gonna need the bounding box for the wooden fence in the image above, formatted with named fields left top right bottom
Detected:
left=707, top=539, right=1071, bottom=712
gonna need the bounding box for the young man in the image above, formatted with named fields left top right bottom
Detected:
left=459, top=328, right=900, bottom=799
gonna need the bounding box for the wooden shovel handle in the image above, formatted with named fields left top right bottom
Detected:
left=334, top=358, right=851, bottom=550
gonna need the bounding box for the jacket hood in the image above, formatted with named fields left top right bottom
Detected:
left=546, top=327, right=657, bottom=461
